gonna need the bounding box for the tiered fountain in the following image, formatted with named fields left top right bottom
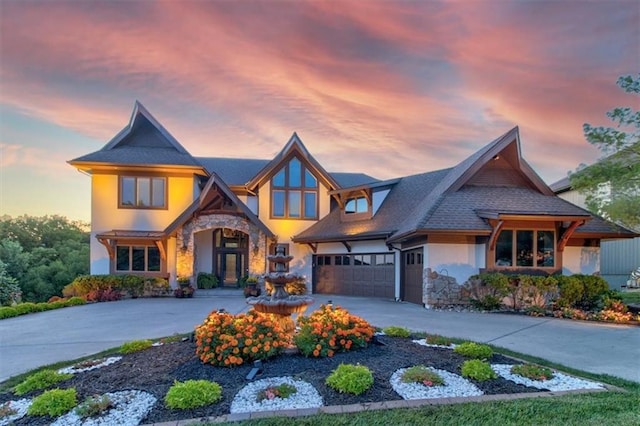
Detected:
left=246, top=245, right=314, bottom=334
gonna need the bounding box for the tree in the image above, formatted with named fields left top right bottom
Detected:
left=570, top=74, right=640, bottom=230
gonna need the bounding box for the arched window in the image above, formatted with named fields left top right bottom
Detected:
left=271, top=157, right=318, bottom=219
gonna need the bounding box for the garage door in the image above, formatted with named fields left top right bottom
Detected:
left=402, top=248, right=424, bottom=304
left=313, top=253, right=395, bottom=298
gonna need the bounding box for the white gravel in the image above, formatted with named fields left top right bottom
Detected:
left=51, top=390, right=156, bottom=426
left=230, top=376, right=323, bottom=413
left=0, top=398, right=32, bottom=426
left=58, top=357, right=122, bottom=375
left=390, top=367, right=483, bottom=400
left=412, top=339, right=457, bottom=349
left=491, top=364, right=606, bottom=391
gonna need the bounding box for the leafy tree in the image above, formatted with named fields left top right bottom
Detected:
left=0, top=215, right=89, bottom=302
left=0, top=260, right=22, bottom=305
left=570, top=74, right=640, bottom=230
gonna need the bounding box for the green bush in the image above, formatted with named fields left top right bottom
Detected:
left=465, top=273, right=509, bottom=310
left=401, top=365, right=444, bottom=386
left=454, top=342, right=493, bottom=359
left=165, top=380, right=222, bottom=409
left=382, top=326, right=411, bottom=338
left=63, top=274, right=123, bottom=298
left=15, top=369, right=73, bottom=395
left=120, top=339, right=152, bottom=354
left=425, top=334, right=453, bottom=346
left=144, top=277, right=171, bottom=297
left=196, top=273, right=218, bottom=289
left=121, top=275, right=145, bottom=298
left=75, top=394, right=114, bottom=418
left=556, top=274, right=609, bottom=310
left=326, top=364, right=373, bottom=395
left=66, top=297, right=86, bottom=306
left=0, top=262, right=21, bottom=306
left=510, top=364, right=554, bottom=381
left=0, top=306, right=18, bottom=319
left=461, top=360, right=497, bottom=381
left=28, top=388, right=77, bottom=417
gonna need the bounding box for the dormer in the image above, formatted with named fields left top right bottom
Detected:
left=330, top=178, right=399, bottom=222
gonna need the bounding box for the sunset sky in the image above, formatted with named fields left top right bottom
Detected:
left=1, top=0, right=638, bottom=223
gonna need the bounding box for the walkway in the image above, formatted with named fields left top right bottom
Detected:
left=1, top=291, right=638, bottom=383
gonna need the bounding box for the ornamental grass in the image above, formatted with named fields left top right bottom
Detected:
left=294, top=304, right=375, bottom=358
left=195, top=309, right=287, bottom=367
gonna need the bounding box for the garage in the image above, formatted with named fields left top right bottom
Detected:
left=401, top=248, right=424, bottom=304
left=313, top=253, right=395, bottom=298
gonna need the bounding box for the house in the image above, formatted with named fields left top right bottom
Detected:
left=68, top=102, right=637, bottom=305
left=551, top=176, right=640, bottom=290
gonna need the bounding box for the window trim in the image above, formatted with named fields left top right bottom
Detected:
left=493, top=228, right=556, bottom=269
left=118, top=176, right=168, bottom=210
left=114, top=244, right=163, bottom=273
left=270, top=157, right=318, bottom=220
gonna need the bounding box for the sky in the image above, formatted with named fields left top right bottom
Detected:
left=1, top=0, right=638, bottom=223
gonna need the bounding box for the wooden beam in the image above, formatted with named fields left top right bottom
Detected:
left=558, top=220, right=584, bottom=252
left=488, top=220, right=505, bottom=251
left=155, top=240, right=167, bottom=261
left=306, top=243, right=317, bottom=253
left=97, top=237, right=115, bottom=260
left=341, top=241, right=352, bottom=252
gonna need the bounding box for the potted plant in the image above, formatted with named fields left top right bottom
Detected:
left=243, top=276, right=261, bottom=297
left=174, top=285, right=195, bottom=298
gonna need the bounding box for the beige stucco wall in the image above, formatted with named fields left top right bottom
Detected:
left=562, top=246, right=600, bottom=275
left=89, top=172, right=198, bottom=274
left=426, top=242, right=485, bottom=286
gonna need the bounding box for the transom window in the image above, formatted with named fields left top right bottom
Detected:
left=120, top=176, right=166, bottom=209
left=116, top=245, right=161, bottom=272
left=345, top=196, right=368, bottom=214
left=271, top=158, right=318, bottom=219
left=495, top=230, right=555, bottom=268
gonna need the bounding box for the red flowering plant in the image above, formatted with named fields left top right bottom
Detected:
left=293, top=304, right=375, bottom=358
left=195, top=309, right=287, bottom=367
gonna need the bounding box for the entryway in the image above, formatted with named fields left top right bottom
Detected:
left=402, top=248, right=424, bottom=304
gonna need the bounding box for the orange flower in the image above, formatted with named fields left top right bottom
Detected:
left=252, top=346, right=259, bottom=353
left=327, top=350, right=334, bottom=357
left=245, top=339, right=253, bottom=346
left=313, top=349, right=320, bottom=356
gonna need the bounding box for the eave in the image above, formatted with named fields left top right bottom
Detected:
left=68, top=161, right=208, bottom=176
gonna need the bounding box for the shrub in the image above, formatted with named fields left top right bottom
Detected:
left=195, top=309, right=287, bottom=367
left=66, top=297, right=86, bottom=306
left=326, top=364, right=373, bottom=395
left=165, top=380, right=222, bottom=409
left=196, top=273, right=218, bottom=289
left=454, top=342, right=493, bottom=359
left=63, top=275, right=123, bottom=298
left=0, top=306, right=18, bottom=319
left=75, top=394, right=114, bottom=418
left=14, top=302, right=40, bottom=315
left=461, top=360, right=497, bottom=381
left=86, top=287, right=122, bottom=302
left=15, top=369, right=73, bottom=395
left=556, top=274, right=608, bottom=310
left=510, top=364, right=555, bottom=381
left=120, top=339, right=152, bottom=354
left=294, top=304, right=375, bottom=357
left=401, top=365, right=444, bottom=386
left=256, top=383, right=297, bottom=402
left=121, top=275, right=145, bottom=298
left=465, top=273, right=509, bottom=310
left=382, top=326, right=411, bottom=338
left=28, top=388, right=77, bottom=417
left=48, top=296, right=64, bottom=303
left=425, top=334, right=453, bottom=346
left=144, top=277, right=171, bottom=297
left=0, top=263, right=21, bottom=306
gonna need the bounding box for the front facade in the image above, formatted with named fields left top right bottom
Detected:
left=69, top=102, right=636, bottom=305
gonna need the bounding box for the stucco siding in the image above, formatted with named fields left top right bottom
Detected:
left=426, top=242, right=484, bottom=285
left=562, top=246, right=600, bottom=275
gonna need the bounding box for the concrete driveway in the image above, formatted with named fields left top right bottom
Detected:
left=1, top=292, right=638, bottom=383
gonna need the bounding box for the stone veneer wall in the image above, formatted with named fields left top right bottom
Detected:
left=175, top=214, right=268, bottom=282
left=423, top=268, right=469, bottom=307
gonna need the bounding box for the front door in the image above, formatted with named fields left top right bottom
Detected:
left=213, top=228, right=248, bottom=287
left=217, top=252, right=244, bottom=286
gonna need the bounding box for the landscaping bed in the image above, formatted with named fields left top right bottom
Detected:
left=0, top=335, right=600, bottom=425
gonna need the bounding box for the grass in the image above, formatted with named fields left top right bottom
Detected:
left=619, top=291, right=640, bottom=304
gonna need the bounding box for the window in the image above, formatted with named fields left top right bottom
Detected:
left=345, top=196, right=368, bottom=214
left=120, top=176, right=166, bottom=209
left=271, top=158, right=318, bottom=219
left=495, top=230, right=555, bottom=268
left=375, top=254, right=395, bottom=265
left=116, top=245, right=161, bottom=272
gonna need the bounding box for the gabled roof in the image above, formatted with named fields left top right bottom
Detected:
left=388, top=126, right=553, bottom=242
left=68, top=101, right=203, bottom=171
left=245, top=132, right=341, bottom=191
left=164, top=171, right=274, bottom=238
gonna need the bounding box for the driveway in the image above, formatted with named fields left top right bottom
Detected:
left=1, top=292, right=638, bottom=383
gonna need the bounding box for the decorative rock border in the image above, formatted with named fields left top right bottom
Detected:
left=412, top=339, right=457, bottom=349
left=230, top=376, right=323, bottom=414
left=0, top=398, right=32, bottom=426
left=58, top=357, right=122, bottom=375
left=491, top=364, right=606, bottom=391
left=390, top=367, right=483, bottom=400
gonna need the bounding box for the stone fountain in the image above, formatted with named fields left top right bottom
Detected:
left=246, top=245, right=314, bottom=334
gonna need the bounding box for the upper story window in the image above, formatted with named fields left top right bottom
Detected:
left=120, top=176, right=167, bottom=209
left=271, top=158, right=318, bottom=219
left=345, top=196, right=368, bottom=214
left=495, top=229, right=555, bottom=268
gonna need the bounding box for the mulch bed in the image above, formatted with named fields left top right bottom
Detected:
left=3, top=336, right=544, bottom=425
